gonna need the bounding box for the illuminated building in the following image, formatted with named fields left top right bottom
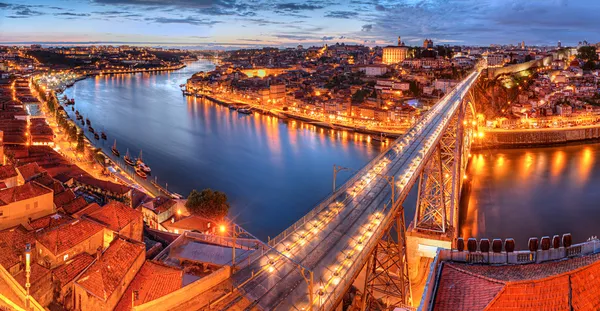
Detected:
left=382, top=36, right=409, bottom=65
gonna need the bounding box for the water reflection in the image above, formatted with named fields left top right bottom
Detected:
left=64, top=60, right=382, bottom=238
left=460, top=144, right=600, bottom=249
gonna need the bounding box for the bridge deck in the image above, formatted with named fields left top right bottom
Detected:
left=227, top=71, right=481, bottom=310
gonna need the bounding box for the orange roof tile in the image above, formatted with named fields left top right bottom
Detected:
left=72, top=203, right=102, bottom=219
left=0, top=165, right=18, bottom=180
left=114, top=261, right=183, bottom=311
left=0, top=225, right=34, bottom=269
left=161, top=214, right=213, bottom=233
left=52, top=253, right=95, bottom=287
left=85, top=201, right=141, bottom=232
left=53, top=189, right=76, bottom=207
left=28, top=213, right=73, bottom=231
left=35, top=218, right=105, bottom=256
left=31, top=172, right=65, bottom=194
left=17, top=162, right=46, bottom=182
left=0, top=181, right=53, bottom=206
left=434, top=253, right=600, bottom=311
left=14, top=263, right=50, bottom=288
left=75, top=238, right=145, bottom=301
left=143, top=196, right=176, bottom=214
left=60, top=197, right=89, bottom=215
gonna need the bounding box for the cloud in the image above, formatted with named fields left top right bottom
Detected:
left=147, top=16, right=222, bottom=26
left=54, top=12, right=91, bottom=17
left=324, top=10, right=358, bottom=19
left=274, top=3, right=324, bottom=12
left=321, top=36, right=334, bottom=40
left=361, top=24, right=373, bottom=32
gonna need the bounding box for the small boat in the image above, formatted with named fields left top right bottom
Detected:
left=94, top=133, right=99, bottom=140
left=135, top=167, right=147, bottom=179
left=88, top=126, right=94, bottom=133
left=371, top=133, right=386, bottom=143
left=136, top=150, right=151, bottom=173
left=238, top=108, right=252, bottom=114
left=71, top=107, right=74, bottom=112
left=85, top=118, right=90, bottom=126
left=183, top=91, right=192, bottom=96
left=195, top=93, right=202, bottom=98
left=124, top=149, right=135, bottom=166
left=228, top=105, right=237, bottom=110
left=101, top=132, right=107, bottom=140
left=111, top=140, right=120, bottom=157
left=75, top=110, right=80, bottom=115
left=80, top=120, right=85, bottom=126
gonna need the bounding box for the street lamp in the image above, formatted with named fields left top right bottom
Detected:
left=25, top=243, right=31, bottom=308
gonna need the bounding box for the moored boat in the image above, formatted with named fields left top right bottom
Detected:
left=135, top=167, right=147, bottom=179
left=94, top=133, right=99, bottom=140
left=101, top=132, right=107, bottom=140
left=124, top=149, right=135, bottom=166
left=238, top=108, right=252, bottom=114
left=136, top=150, right=151, bottom=173
left=88, top=126, right=94, bottom=133
left=111, top=139, right=120, bottom=157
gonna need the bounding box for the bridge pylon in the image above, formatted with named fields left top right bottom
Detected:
left=406, top=98, right=476, bottom=305
left=360, top=205, right=411, bottom=310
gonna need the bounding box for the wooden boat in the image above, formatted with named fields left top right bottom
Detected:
left=111, top=140, right=120, bottom=157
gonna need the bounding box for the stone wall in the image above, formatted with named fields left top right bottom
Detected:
left=487, top=55, right=553, bottom=78
left=477, top=126, right=600, bottom=148
left=132, top=265, right=231, bottom=311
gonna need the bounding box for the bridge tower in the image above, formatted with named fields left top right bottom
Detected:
left=406, top=95, right=477, bottom=303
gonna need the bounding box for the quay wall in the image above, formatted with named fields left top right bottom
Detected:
left=475, top=125, right=600, bottom=148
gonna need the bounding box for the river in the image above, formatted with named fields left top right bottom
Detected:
left=461, top=144, right=600, bottom=248
left=64, top=60, right=384, bottom=238
left=64, top=59, right=598, bottom=247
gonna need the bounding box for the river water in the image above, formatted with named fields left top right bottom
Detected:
left=64, top=60, right=384, bottom=238
left=65, top=60, right=598, bottom=247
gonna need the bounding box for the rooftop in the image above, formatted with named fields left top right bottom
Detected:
left=142, top=195, right=176, bottom=214
left=85, top=201, right=141, bottom=232
left=0, top=181, right=53, bottom=206
left=75, top=238, right=145, bottom=301
left=52, top=252, right=95, bottom=287
left=28, top=213, right=73, bottom=231
left=35, top=218, right=105, bottom=256
left=0, top=225, right=34, bottom=269
left=0, top=165, right=18, bottom=180
left=114, top=260, right=183, bottom=311
left=429, top=241, right=600, bottom=311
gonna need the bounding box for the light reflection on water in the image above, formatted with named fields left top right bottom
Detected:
left=64, top=60, right=384, bottom=239
left=460, top=144, right=599, bottom=249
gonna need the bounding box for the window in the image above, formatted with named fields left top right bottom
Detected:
left=63, top=254, right=69, bottom=261
left=174, top=229, right=179, bottom=234
left=0, top=209, right=3, bottom=217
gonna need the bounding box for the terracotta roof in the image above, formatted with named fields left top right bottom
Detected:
left=143, top=196, right=176, bottom=214
left=0, top=181, right=53, bottom=206
left=53, top=189, right=76, bottom=207
left=161, top=214, right=213, bottom=233
left=0, top=225, right=34, bottom=269
left=35, top=218, right=105, bottom=256
left=72, top=203, right=102, bottom=219
left=60, top=197, right=89, bottom=215
left=17, top=162, right=46, bottom=182
left=74, top=176, right=131, bottom=195
left=14, top=263, right=50, bottom=288
left=75, top=238, right=145, bottom=301
left=433, top=252, right=600, bottom=311
left=52, top=253, right=95, bottom=287
left=28, top=213, right=73, bottom=231
left=0, top=165, right=18, bottom=180
left=31, top=173, right=65, bottom=194
left=114, top=261, right=183, bottom=311
left=85, top=201, right=141, bottom=232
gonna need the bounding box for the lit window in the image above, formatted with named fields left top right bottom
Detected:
left=174, top=229, right=179, bottom=234
left=63, top=254, right=69, bottom=261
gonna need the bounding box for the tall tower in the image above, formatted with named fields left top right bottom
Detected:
left=398, top=36, right=403, bottom=46
left=558, top=40, right=562, bottom=48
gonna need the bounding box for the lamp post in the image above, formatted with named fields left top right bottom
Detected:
left=25, top=243, right=31, bottom=309
left=332, top=164, right=350, bottom=192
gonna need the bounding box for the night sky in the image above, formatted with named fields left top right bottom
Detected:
left=1, top=0, right=599, bottom=48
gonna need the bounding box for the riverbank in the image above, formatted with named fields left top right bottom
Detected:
left=197, top=93, right=406, bottom=138
left=475, top=125, right=600, bottom=149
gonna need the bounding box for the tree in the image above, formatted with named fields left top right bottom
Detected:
left=185, top=188, right=230, bottom=220
left=577, top=46, right=599, bottom=62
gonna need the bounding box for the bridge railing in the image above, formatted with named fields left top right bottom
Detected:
left=268, top=141, right=397, bottom=248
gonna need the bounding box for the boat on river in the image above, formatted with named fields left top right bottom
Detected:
left=111, top=140, right=120, bottom=157
left=101, top=132, right=107, bottom=140
left=238, top=108, right=252, bottom=114
left=94, top=133, right=99, bottom=140
left=136, top=150, right=151, bottom=173
left=135, top=167, right=147, bottom=179
left=124, top=149, right=135, bottom=166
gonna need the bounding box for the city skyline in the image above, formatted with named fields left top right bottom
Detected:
left=1, top=0, right=600, bottom=48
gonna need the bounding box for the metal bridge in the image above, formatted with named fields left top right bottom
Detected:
left=209, top=70, right=482, bottom=311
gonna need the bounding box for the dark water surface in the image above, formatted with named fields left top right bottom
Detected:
left=461, top=144, right=600, bottom=248
left=65, top=60, right=383, bottom=238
